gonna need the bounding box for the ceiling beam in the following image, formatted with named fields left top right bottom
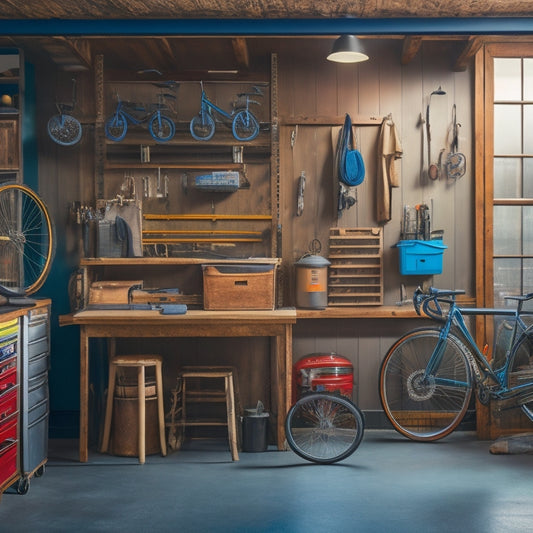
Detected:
left=231, top=38, right=250, bottom=71
left=401, top=36, right=422, bottom=65
left=454, top=36, right=485, bottom=71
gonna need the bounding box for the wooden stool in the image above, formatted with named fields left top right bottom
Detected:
left=101, top=355, right=167, bottom=464
left=179, top=366, right=239, bottom=461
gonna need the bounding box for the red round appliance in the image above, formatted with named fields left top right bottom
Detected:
left=292, top=353, right=354, bottom=403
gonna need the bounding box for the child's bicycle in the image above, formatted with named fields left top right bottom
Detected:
left=47, top=78, right=82, bottom=146
left=379, top=287, right=533, bottom=442
left=105, top=84, right=177, bottom=143
left=190, top=81, right=262, bottom=142
left=285, top=392, right=365, bottom=464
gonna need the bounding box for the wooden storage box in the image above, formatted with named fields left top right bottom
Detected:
left=202, top=264, right=276, bottom=310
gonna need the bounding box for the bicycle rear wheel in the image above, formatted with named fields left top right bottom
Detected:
left=285, top=393, right=364, bottom=464
left=47, top=114, right=82, bottom=146
left=379, top=328, right=473, bottom=441
left=0, top=184, right=55, bottom=297
left=232, top=110, right=259, bottom=141
left=105, top=111, right=128, bottom=142
left=149, top=114, right=175, bottom=142
left=507, top=329, right=533, bottom=421
left=190, top=111, right=216, bottom=141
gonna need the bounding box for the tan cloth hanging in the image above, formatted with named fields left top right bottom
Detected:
left=377, top=117, right=403, bottom=223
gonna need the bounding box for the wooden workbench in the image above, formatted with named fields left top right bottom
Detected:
left=59, top=308, right=297, bottom=462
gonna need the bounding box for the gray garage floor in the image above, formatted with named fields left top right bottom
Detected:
left=1, top=430, right=533, bottom=533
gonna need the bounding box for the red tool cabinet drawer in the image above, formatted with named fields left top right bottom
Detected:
left=0, top=438, right=17, bottom=482
left=0, top=411, right=17, bottom=444
left=0, top=386, right=18, bottom=421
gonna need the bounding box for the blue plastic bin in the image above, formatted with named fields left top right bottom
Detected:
left=395, top=239, right=447, bottom=275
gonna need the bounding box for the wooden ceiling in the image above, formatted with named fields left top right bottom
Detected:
left=0, top=1, right=532, bottom=74
left=0, top=0, right=532, bottom=19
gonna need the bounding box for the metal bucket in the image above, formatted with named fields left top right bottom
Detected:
left=294, top=254, right=331, bottom=309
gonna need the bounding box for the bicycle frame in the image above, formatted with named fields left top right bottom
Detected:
left=199, top=89, right=244, bottom=122
left=419, top=288, right=533, bottom=405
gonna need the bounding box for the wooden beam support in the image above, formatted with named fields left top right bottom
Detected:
left=232, top=37, right=250, bottom=71
left=454, top=36, right=485, bottom=72
left=401, top=36, right=423, bottom=65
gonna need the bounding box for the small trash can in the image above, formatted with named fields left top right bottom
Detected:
left=294, top=253, right=331, bottom=309
left=242, top=401, right=269, bottom=452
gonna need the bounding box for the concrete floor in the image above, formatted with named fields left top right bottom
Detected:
left=1, top=430, right=533, bottom=532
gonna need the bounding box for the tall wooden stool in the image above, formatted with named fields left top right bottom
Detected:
left=178, top=366, right=240, bottom=461
left=101, top=355, right=167, bottom=464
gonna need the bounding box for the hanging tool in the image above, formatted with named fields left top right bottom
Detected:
left=426, top=86, right=446, bottom=180
left=296, top=171, right=305, bottom=216
left=445, top=104, right=467, bottom=180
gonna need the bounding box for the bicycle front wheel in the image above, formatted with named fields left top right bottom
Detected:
left=149, top=114, right=175, bottom=142
left=232, top=110, right=259, bottom=141
left=47, top=114, right=82, bottom=146
left=0, top=184, right=55, bottom=297
left=285, top=393, right=364, bottom=464
left=379, top=328, right=473, bottom=441
left=190, top=112, right=215, bottom=141
left=507, top=329, right=533, bottom=421
left=105, top=111, right=128, bottom=142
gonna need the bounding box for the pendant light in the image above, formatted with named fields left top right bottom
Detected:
left=327, top=35, right=369, bottom=63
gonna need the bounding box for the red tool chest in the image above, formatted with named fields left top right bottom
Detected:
left=0, top=318, right=20, bottom=500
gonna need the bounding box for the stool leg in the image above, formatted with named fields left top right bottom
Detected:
left=138, top=366, right=146, bottom=464
left=225, top=375, right=239, bottom=461
left=156, top=361, right=167, bottom=456
left=100, top=363, right=117, bottom=453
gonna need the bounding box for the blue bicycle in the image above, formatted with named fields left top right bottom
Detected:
left=190, top=81, right=262, bottom=142
left=105, top=88, right=176, bottom=143
left=379, top=287, right=533, bottom=441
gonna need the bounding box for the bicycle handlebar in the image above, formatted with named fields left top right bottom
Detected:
left=413, top=286, right=465, bottom=321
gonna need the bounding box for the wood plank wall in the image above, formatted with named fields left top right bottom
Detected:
left=34, top=38, right=475, bottom=420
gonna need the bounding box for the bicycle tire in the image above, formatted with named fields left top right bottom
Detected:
left=0, top=184, right=55, bottom=297
left=149, top=114, right=175, bottom=142
left=506, top=329, right=533, bottom=421
left=232, top=110, right=260, bottom=141
left=105, top=111, right=128, bottom=142
left=379, top=327, right=473, bottom=442
left=285, top=393, right=364, bottom=464
left=190, top=112, right=216, bottom=141
left=47, top=114, right=82, bottom=146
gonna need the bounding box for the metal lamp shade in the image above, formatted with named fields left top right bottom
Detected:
left=327, top=35, right=369, bottom=63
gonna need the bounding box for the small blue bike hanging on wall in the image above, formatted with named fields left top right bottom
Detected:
left=190, top=81, right=263, bottom=142
left=105, top=82, right=178, bottom=143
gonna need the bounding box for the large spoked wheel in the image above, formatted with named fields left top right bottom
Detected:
left=507, top=329, right=533, bottom=421
left=190, top=112, right=216, bottom=141
left=285, top=393, right=365, bottom=464
left=379, top=328, right=473, bottom=442
left=47, top=114, right=82, bottom=146
left=149, top=114, right=175, bottom=142
left=0, top=184, right=55, bottom=297
left=105, top=111, right=128, bottom=142
left=232, top=110, right=259, bottom=141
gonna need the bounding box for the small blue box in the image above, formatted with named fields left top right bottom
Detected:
left=395, top=239, right=447, bottom=275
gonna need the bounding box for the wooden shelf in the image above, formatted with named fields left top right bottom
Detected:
left=80, top=257, right=280, bottom=267
left=296, top=306, right=422, bottom=319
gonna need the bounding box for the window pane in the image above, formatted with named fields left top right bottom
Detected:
left=494, top=58, right=522, bottom=101
left=494, top=206, right=521, bottom=254
left=524, top=105, right=533, bottom=153
left=524, top=206, right=533, bottom=254
left=494, top=258, right=522, bottom=305
left=523, top=259, right=533, bottom=295
left=524, top=158, right=533, bottom=197
left=494, top=104, right=522, bottom=154
left=494, top=157, right=521, bottom=197
left=525, top=59, right=533, bottom=100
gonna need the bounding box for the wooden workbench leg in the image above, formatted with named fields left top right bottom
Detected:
left=79, top=328, right=89, bottom=463
left=274, top=325, right=292, bottom=450
left=138, top=366, right=146, bottom=464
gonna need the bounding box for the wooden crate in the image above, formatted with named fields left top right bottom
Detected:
left=328, top=227, right=383, bottom=307
left=203, top=264, right=276, bottom=310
